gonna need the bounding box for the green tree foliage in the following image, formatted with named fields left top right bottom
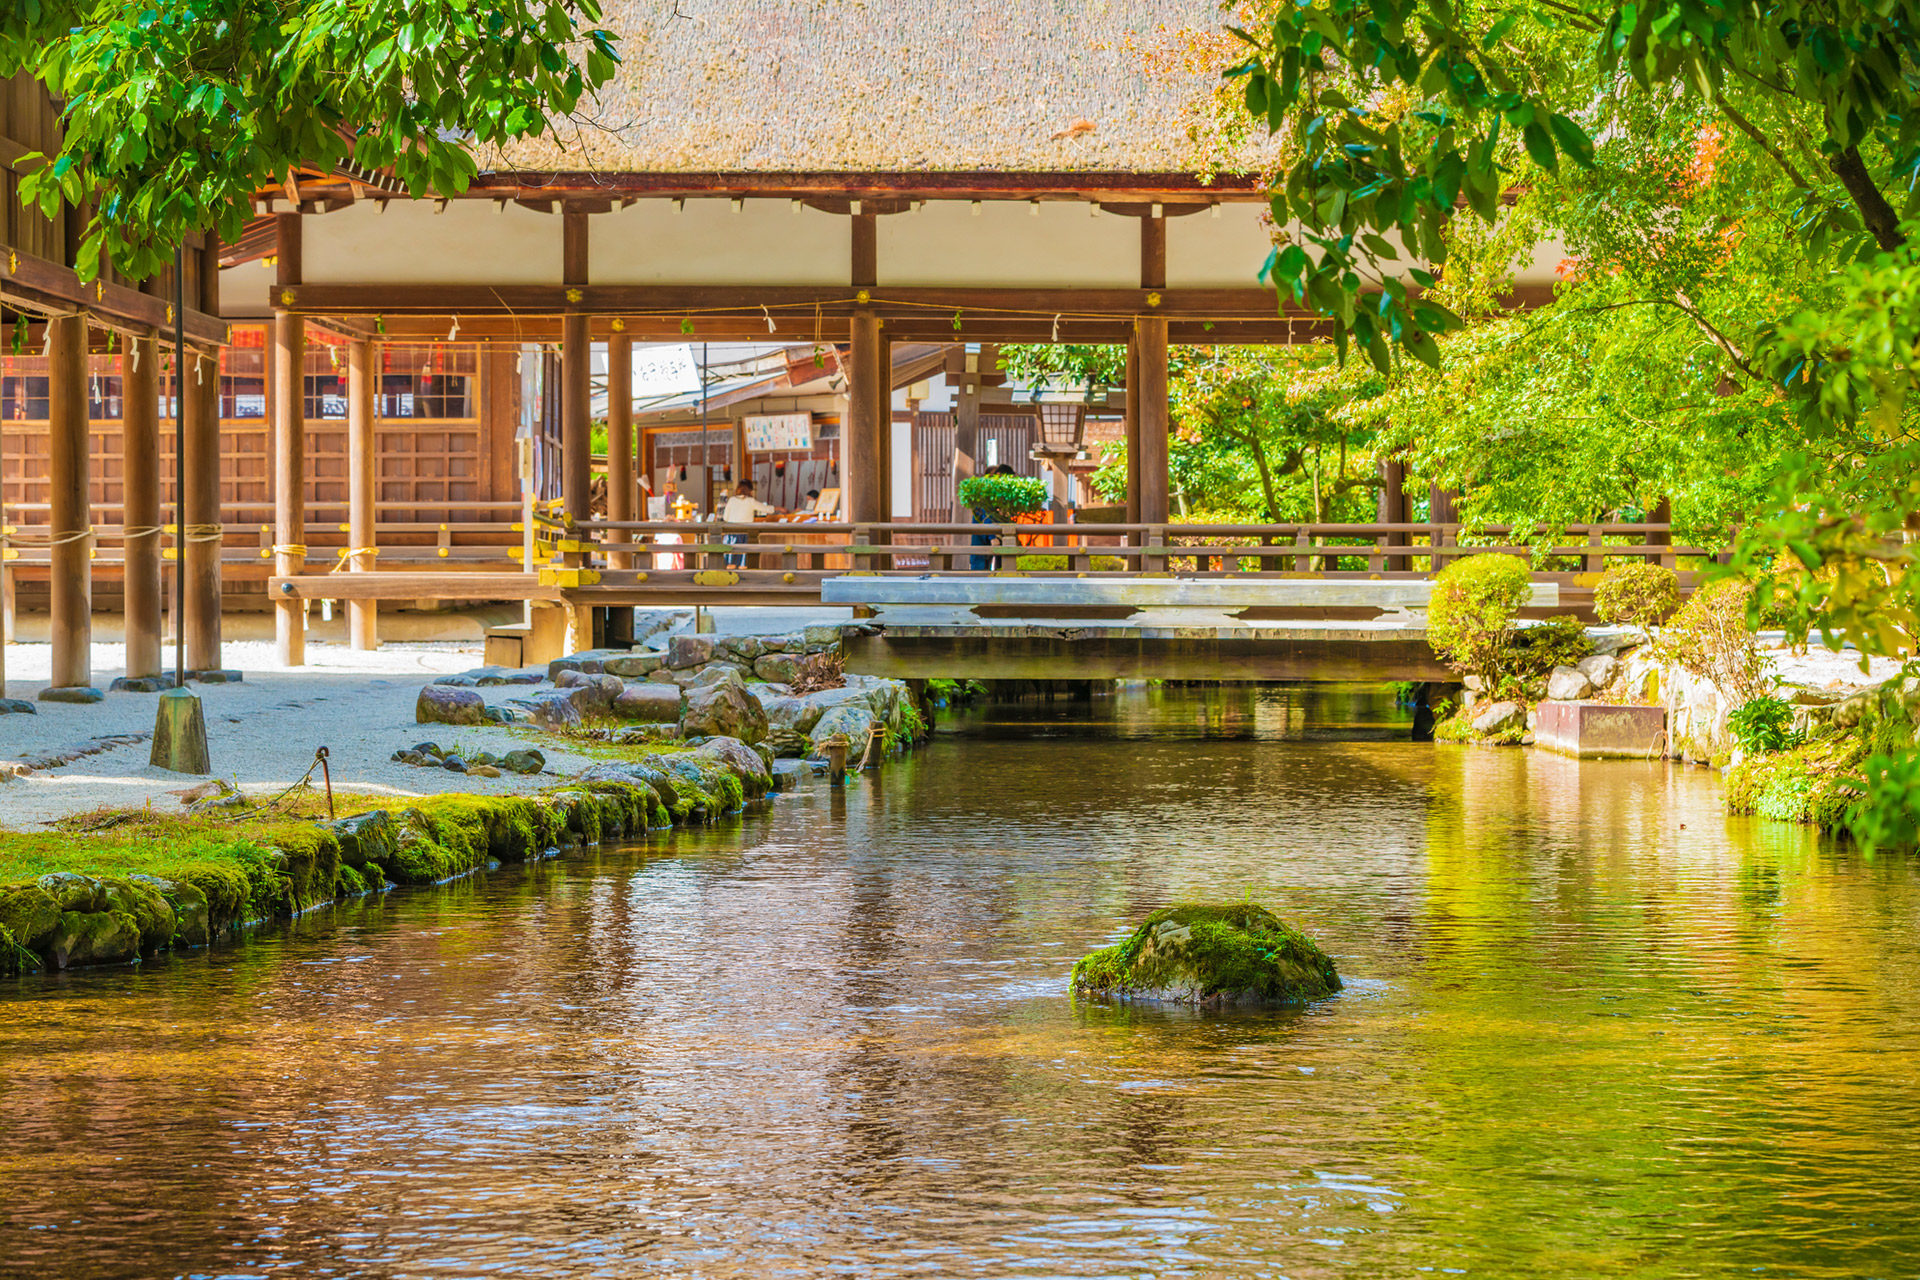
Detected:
left=1, top=0, right=620, bottom=280
left=1427, top=554, right=1532, bottom=686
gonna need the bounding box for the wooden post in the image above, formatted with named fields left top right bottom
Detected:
left=560, top=207, right=591, bottom=527
left=272, top=212, right=306, bottom=666
left=1135, top=315, right=1169, bottom=570
left=46, top=314, right=91, bottom=691
left=1376, top=454, right=1408, bottom=573
left=1646, top=496, right=1674, bottom=569
left=183, top=347, right=223, bottom=673
left=846, top=308, right=884, bottom=525
left=122, top=334, right=162, bottom=678
left=950, top=354, right=980, bottom=523
left=347, top=338, right=377, bottom=649
left=1124, top=338, right=1141, bottom=558
left=606, top=329, right=633, bottom=570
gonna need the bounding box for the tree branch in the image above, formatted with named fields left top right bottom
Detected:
left=1671, top=290, right=1762, bottom=382
left=1713, top=97, right=1812, bottom=191
left=1827, top=144, right=1906, bottom=251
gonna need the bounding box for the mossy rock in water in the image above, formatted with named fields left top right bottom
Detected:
left=1071, top=903, right=1341, bottom=1008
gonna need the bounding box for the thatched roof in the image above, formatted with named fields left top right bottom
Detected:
left=483, top=0, right=1255, bottom=174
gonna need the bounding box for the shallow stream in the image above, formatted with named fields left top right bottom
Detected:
left=3, top=686, right=1917, bottom=1277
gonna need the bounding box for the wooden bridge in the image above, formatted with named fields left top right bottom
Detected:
left=268, top=516, right=1708, bottom=680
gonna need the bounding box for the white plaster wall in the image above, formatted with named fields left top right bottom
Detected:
left=891, top=419, right=914, bottom=519
left=1166, top=203, right=1277, bottom=288
left=592, top=200, right=851, bottom=285
left=302, top=201, right=562, bottom=285
left=878, top=201, right=1137, bottom=288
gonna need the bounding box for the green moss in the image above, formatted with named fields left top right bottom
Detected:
left=1434, top=711, right=1474, bottom=743
left=335, top=863, right=368, bottom=898
left=1071, top=903, right=1341, bottom=1007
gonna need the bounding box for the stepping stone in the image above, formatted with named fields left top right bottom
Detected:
left=38, top=686, right=104, bottom=705
left=188, top=668, right=244, bottom=684
left=109, top=675, right=178, bottom=693
left=0, top=698, right=34, bottom=715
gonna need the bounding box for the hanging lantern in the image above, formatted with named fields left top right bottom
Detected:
left=678, top=463, right=688, bottom=481
left=774, top=460, right=787, bottom=477
left=723, top=465, right=732, bottom=481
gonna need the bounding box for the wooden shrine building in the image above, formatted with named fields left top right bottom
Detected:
left=1, top=0, right=1569, bottom=681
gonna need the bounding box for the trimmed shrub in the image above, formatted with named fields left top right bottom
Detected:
left=1653, top=577, right=1772, bottom=701
left=1593, top=562, right=1681, bottom=635
left=957, top=474, right=1046, bottom=519
left=1428, top=555, right=1532, bottom=687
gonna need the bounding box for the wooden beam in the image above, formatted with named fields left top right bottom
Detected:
left=852, top=211, right=876, bottom=288
left=273, top=283, right=1316, bottom=318
left=122, top=335, right=162, bottom=679
left=1141, top=214, right=1166, bottom=291
left=184, top=347, right=224, bottom=672
left=1, top=246, right=227, bottom=344
left=347, top=338, right=378, bottom=649
left=562, top=206, right=589, bottom=286
left=463, top=170, right=1270, bottom=202
left=269, top=572, right=562, bottom=602
left=46, top=314, right=91, bottom=690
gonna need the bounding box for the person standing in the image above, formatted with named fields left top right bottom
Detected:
left=970, top=463, right=1016, bottom=571
left=722, top=480, right=780, bottom=567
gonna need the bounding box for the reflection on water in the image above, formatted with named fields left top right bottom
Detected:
left=3, top=685, right=1917, bottom=1278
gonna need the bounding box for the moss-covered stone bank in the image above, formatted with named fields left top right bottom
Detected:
left=0, top=738, right=775, bottom=977
left=1071, top=903, right=1342, bottom=1008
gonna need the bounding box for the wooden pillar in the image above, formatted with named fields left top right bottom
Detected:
left=606, top=329, right=633, bottom=570
left=122, top=334, right=162, bottom=678
left=46, top=314, right=91, bottom=690
left=846, top=308, right=885, bottom=525
left=1135, top=316, right=1169, bottom=572
left=950, top=354, right=980, bottom=522
left=183, top=347, right=223, bottom=672
left=560, top=207, right=591, bottom=525
left=347, top=338, right=377, bottom=649
left=271, top=213, right=305, bottom=665
left=1377, top=453, right=1409, bottom=572
left=1124, top=339, right=1141, bottom=529
left=1646, top=496, right=1674, bottom=568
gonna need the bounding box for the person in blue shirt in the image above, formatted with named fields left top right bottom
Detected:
left=969, top=463, right=1016, bottom=571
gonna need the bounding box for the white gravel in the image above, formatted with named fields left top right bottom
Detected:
left=0, top=639, right=603, bottom=831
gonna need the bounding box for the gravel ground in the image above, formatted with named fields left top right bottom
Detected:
left=0, top=639, right=603, bottom=831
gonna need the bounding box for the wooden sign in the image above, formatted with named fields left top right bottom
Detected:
left=743, top=412, right=812, bottom=451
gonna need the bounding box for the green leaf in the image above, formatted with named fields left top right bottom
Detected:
left=1521, top=121, right=1557, bottom=173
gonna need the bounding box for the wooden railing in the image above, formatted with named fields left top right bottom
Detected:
left=575, top=519, right=1716, bottom=578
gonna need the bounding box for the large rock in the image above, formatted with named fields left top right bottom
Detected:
left=576, top=760, right=678, bottom=812
left=667, top=634, right=716, bottom=669
left=809, top=703, right=875, bottom=751
left=515, top=689, right=583, bottom=729
left=754, top=652, right=804, bottom=683
left=694, top=736, right=773, bottom=799
left=328, top=811, right=399, bottom=870
left=1545, top=665, right=1593, bottom=701
left=802, top=624, right=843, bottom=649
left=1471, top=700, right=1525, bottom=736
left=686, top=663, right=750, bottom=690
left=554, top=671, right=624, bottom=717
left=718, top=635, right=766, bottom=663
left=603, top=652, right=665, bottom=678
left=46, top=910, right=143, bottom=968
left=1575, top=653, right=1620, bottom=691
left=0, top=884, right=63, bottom=952
left=416, top=684, right=487, bottom=726
left=1071, top=903, right=1341, bottom=1007
left=613, top=682, right=683, bottom=723
left=683, top=678, right=768, bottom=744
left=131, top=875, right=210, bottom=946
left=99, top=877, right=174, bottom=946
left=547, top=649, right=625, bottom=680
